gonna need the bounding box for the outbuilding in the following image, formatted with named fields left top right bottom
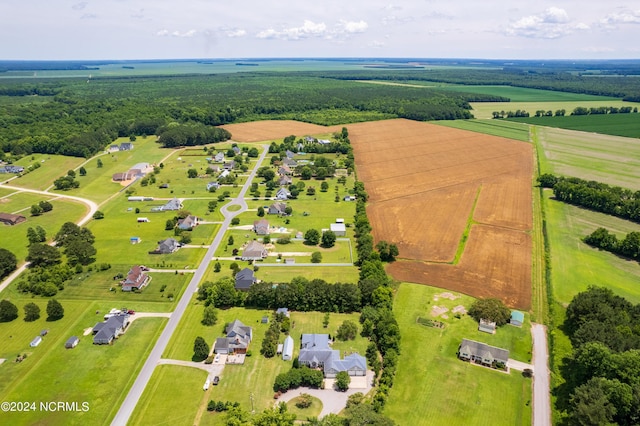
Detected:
left=65, top=336, right=79, bottom=349
left=30, top=336, right=42, bottom=347
left=282, top=335, right=294, bottom=361
left=510, top=311, right=524, bottom=327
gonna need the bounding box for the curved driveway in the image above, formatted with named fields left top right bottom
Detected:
left=110, top=145, right=269, bottom=426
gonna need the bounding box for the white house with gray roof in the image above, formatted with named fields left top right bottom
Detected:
left=298, top=334, right=367, bottom=378
left=458, top=338, right=509, bottom=367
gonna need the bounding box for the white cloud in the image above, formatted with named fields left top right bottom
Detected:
left=600, top=9, right=640, bottom=26
left=81, top=13, right=97, bottom=20
left=506, top=7, right=588, bottom=39
left=256, top=19, right=368, bottom=41
left=340, top=20, right=368, bottom=34
left=226, top=29, right=246, bottom=38
left=156, top=29, right=197, bottom=38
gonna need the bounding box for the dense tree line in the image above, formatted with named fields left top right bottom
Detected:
left=539, top=174, right=640, bottom=223
left=558, top=287, right=640, bottom=425
left=156, top=123, right=231, bottom=148
left=584, top=228, right=640, bottom=262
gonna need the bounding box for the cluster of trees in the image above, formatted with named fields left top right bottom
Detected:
left=261, top=313, right=290, bottom=358
left=156, top=123, right=231, bottom=148
left=30, top=200, right=53, bottom=217
left=558, top=287, right=640, bottom=424
left=539, top=174, right=640, bottom=223
left=296, top=156, right=336, bottom=180
left=0, top=248, right=17, bottom=279
left=197, top=277, right=245, bottom=308
left=491, top=110, right=530, bottom=119
left=206, top=399, right=240, bottom=412
left=0, top=299, right=63, bottom=322
left=570, top=106, right=637, bottom=115
left=268, top=128, right=352, bottom=156
left=53, top=172, right=80, bottom=190
left=54, top=222, right=97, bottom=266
left=468, top=298, right=512, bottom=326
left=193, top=336, right=210, bottom=361
left=245, top=278, right=362, bottom=313
left=273, top=366, right=324, bottom=392
left=584, top=228, right=640, bottom=262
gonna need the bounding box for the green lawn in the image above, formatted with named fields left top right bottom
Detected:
left=129, top=365, right=208, bottom=426
left=7, top=154, right=85, bottom=191
left=0, top=301, right=167, bottom=426
left=544, top=191, right=640, bottom=306
left=0, top=195, right=87, bottom=261
left=286, top=394, right=323, bottom=420
left=384, top=283, right=532, bottom=426
left=469, top=100, right=639, bottom=120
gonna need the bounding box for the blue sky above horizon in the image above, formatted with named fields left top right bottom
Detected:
left=2, top=1, right=639, bottom=60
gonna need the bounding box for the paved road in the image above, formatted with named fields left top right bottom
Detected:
left=110, top=145, right=269, bottom=426
left=532, top=323, right=551, bottom=426
left=258, top=263, right=354, bottom=267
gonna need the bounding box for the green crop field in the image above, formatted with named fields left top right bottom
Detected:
left=422, top=83, right=616, bottom=102
left=384, top=283, right=532, bottom=426
left=534, top=125, right=640, bottom=188
left=469, top=100, right=640, bottom=120
left=129, top=365, right=208, bottom=426
left=434, top=119, right=530, bottom=142
left=510, top=112, right=640, bottom=138
left=0, top=300, right=167, bottom=426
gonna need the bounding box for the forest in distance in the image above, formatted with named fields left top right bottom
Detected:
left=1, top=60, right=640, bottom=159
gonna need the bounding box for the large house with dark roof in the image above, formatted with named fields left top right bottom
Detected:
left=214, top=319, right=253, bottom=354
left=121, top=266, right=151, bottom=291
left=298, top=334, right=367, bottom=378
left=93, top=313, right=130, bottom=345
left=458, top=338, right=509, bottom=367
left=150, top=238, right=180, bottom=254
left=235, top=268, right=257, bottom=291
left=0, top=212, right=26, bottom=226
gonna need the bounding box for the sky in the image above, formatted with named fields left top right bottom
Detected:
left=1, top=0, right=640, bottom=60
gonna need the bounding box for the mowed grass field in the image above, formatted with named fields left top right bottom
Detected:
left=0, top=193, right=87, bottom=260
left=0, top=300, right=167, bottom=426
left=129, top=365, right=208, bottom=426
left=434, top=119, right=530, bottom=142
left=5, top=153, right=85, bottom=191
left=385, top=283, right=532, bottom=426
left=534, top=125, right=640, bottom=188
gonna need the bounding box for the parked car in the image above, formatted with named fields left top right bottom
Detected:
left=127, top=310, right=135, bottom=315
left=213, top=376, right=220, bottom=385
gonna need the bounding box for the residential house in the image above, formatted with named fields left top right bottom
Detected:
left=317, top=139, right=331, bottom=145
left=219, top=169, right=230, bottom=179
left=282, top=335, right=294, bottom=361
left=478, top=319, right=497, bottom=334
left=297, top=142, right=305, bottom=152
left=206, top=181, right=220, bottom=192
left=112, top=171, right=135, bottom=181
left=0, top=212, right=26, bottom=226
left=177, top=215, right=199, bottom=230
left=93, top=313, right=130, bottom=345
left=151, top=198, right=182, bottom=212
left=235, top=268, right=257, bottom=291
left=277, top=175, right=292, bottom=186
left=330, top=223, right=346, bottom=237
left=121, top=265, right=151, bottom=291
left=65, top=336, right=79, bottom=349
left=214, top=152, right=225, bottom=162
left=214, top=319, right=252, bottom=354
left=285, top=150, right=295, bottom=159
left=232, top=146, right=241, bottom=155
left=0, top=165, right=25, bottom=174
left=119, top=142, right=134, bottom=151
left=150, top=238, right=180, bottom=254
left=241, top=241, right=268, bottom=261
left=283, top=158, right=297, bottom=168
left=268, top=202, right=287, bottom=216
left=223, top=161, right=236, bottom=171
left=304, top=136, right=315, bottom=143
left=510, top=311, right=524, bottom=327
left=275, top=188, right=290, bottom=200
left=30, top=336, right=42, bottom=347
left=253, top=219, right=270, bottom=235
left=278, top=164, right=292, bottom=175
left=128, top=163, right=151, bottom=177
left=298, top=334, right=367, bottom=378
left=458, top=338, right=509, bottom=367
left=108, top=144, right=120, bottom=152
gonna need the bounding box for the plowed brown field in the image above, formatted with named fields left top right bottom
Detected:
left=221, top=120, right=342, bottom=142
left=349, top=119, right=533, bottom=308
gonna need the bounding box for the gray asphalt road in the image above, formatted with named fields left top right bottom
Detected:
left=532, top=323, right=551, bottom=426
left=110, top=145, right=269, bottom=426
